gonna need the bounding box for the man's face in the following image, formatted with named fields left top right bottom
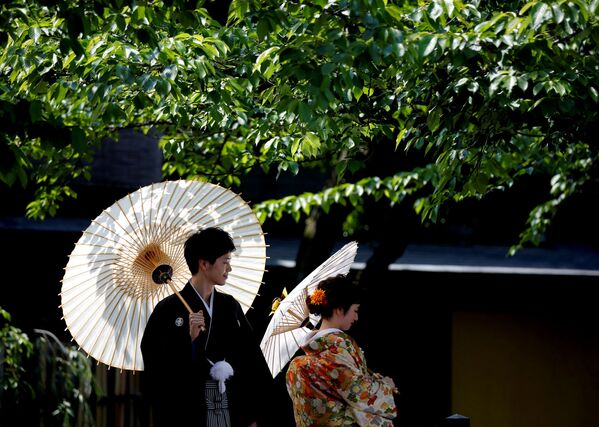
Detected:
left=205, top=252, right=232, bottom=286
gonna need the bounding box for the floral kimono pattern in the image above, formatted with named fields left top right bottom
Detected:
left=286, top=329, right=397, bottom=427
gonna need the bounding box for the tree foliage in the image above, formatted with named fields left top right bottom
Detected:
left=1, top=0, right=598, bottom=250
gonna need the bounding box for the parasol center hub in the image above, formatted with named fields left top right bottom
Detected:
left=152, top=264, right=173, bottom=285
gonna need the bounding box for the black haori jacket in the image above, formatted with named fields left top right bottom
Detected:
left=141, top=282, right=272, bottom=427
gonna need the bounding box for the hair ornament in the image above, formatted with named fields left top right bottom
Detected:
left=309, top=288, right=327, bottom=306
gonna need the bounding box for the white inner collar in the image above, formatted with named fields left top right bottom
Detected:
left=192, top=285, right=214, bottom=318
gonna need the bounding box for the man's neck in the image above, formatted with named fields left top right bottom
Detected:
left=190, top=276, right=214, bottom=301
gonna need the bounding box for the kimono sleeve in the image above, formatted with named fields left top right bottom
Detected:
left=330, top=339, right=397, bottom=422
left=140, top=300, right=193, bottom=402
left=140, top=303, right=170, bottom=405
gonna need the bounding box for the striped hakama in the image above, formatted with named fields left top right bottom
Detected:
left=205, top=380, right=231, bottom=427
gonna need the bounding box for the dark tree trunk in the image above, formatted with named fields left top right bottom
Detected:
left=293, top=205, right=345, bottom=283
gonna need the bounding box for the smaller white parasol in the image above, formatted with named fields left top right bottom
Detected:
left=260, top=241, right=358, bottom=378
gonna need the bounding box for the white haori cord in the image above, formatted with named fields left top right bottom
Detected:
left=210, top=360, right=234, bottom=394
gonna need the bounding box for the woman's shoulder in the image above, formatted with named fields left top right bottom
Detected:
left=329, top=330, right=355, bottom=343
left=318, top=330, right=358, bottom=351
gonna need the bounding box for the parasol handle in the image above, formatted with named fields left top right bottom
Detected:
left=165, top=279, right=193, bottom=314
left=153, top=264, right=204, bottom=332
left=153, top=264, right=193, bottom=314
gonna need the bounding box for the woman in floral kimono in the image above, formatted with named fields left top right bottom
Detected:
left=286, top=274, right=398, bottom=426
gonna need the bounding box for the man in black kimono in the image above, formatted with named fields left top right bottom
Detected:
left=140, top=227, right=272, bottom=427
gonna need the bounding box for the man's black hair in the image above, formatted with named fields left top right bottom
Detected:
left=184, top=227, right=236, bottom=275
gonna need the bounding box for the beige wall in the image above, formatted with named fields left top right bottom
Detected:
left=451, top=312, right=599, bottom=427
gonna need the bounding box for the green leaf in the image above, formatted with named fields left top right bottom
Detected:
left=162, top=65, right=178, bottom=80
left=395, top=128, right=407, bottom=149
left=298, top=102, right=311, bottom=122
left=140, top=74, right=157, bottom=92
left=29, top=27, right=41, bottom=43
left=116, top=64, right=132, bottom=82
left=291, top=138, right=300, bottom=155
left=517, top=76, right=529, bottom=92
left=29, top=101, right=43, bottom=123
left=70, top=128, right=87, bottom=154
left=533, top=82, right=544, bottom=96
left=321, top=63, right=336, bottom=75
left=519, top=2, right=537, bottom=15
left=302, top=132, right=321, bottom=157
left=551, top=4, right=564, bottom=23
left=336, top=161, right=347, bottom=177
left=257, top=19, right=270, bottom=41
left=200, top=43, right=219, bottom=58
left=348, top=160, right=363, bottom=173
left=255, top=47, right=279, bottom=68
left=386, top=4, right=404, bottom=22
left=134, top=5, right=147, bottom=24
left=288, top=162, right=299, bottom=175
left=427, top=109, right=441, bottom=133
left=589, top=87, right=599, bottom=103
left=156, top=79, right=172, bottom=98
left=418, top=35, right=438, bottom=58
left=429, top=2, right=444, bottom=21
left=530, top=2, right=549, bottom=30
left=352, top=85, right=363, bottom=101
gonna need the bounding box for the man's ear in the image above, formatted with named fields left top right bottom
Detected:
left=198, top=259, right=208, bottom=272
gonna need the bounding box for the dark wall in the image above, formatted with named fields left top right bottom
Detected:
left=254, top=268, right=599, bottom=427
left=1, top=228, right=77, bottom=339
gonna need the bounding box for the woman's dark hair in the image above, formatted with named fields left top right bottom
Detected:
left=184, top=227, right=236, bottom=274
left=306, top=274, right=360, bottom=319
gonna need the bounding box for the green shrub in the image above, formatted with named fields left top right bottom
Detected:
left=1, top=307, right=96, bottom=426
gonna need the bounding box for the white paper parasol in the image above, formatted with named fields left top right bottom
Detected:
left=260, top=241, right=358, bottom=378
left=60, top=180, right=267, bottom=371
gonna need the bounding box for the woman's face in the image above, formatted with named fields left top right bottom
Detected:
left=339, top=303, right=360, bottom=331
